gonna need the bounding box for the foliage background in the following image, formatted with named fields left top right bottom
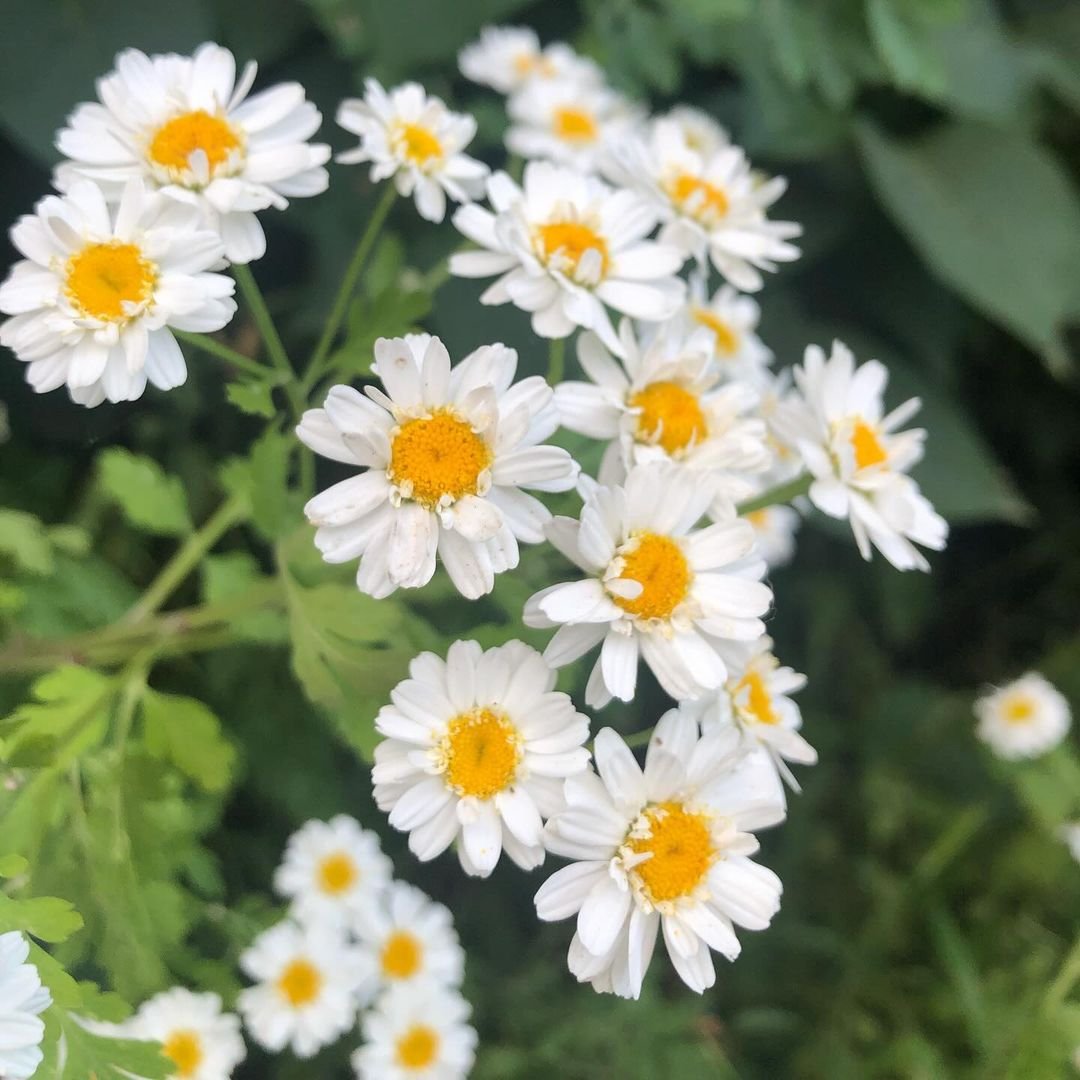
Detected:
left=2, top=0, right=1080, bottom=1076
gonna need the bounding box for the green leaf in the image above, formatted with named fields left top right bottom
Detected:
left=0, top=509, right=54, bottom=575
left=867, top=0, right=947, bottom=98
left=0, top=892, right=84, bottom=943
left=41, top=1010, right=173, bottom=1080
left=202, top=552, right=289, bottom=644
left=98, top=449, right=193, bottom=537
left=0, top=854, right=28, bottom=877
left=225, top=374, right=284, bottom=418
left=220, top=430, right=296, bottom=541
left=141, top=689, right=236, bottom=793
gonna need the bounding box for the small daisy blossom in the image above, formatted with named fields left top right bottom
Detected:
left=743, top=504, right=801, bottom=568
left=606, top=117, right=801, bottom=292
left=274, top=815, right=392, bottom=931
left=459, top=26, right=602, bottom=94
left=776, top=340, right=948, bottom=572
left=662, top=105, right=730, bottom=157
left=351, top=981, right=477, bottom=1080
left=124, top=988, right=245, bottom=1080
left=296, top=334, right=579, bottom=599
left=336, top=80, right=488, bottom=224
left=450, top=162, right=686, bottom=357
left=974, top=672, right=1071, bottom=761
left=554, top=319, right=770, bottom=508
left=372, top=639, right=590, bottom=876
left=237, top=920, right=367, bottom=1059
left=0, top=179, right=234, bottom=407
left=354, top=882, right=465, bottom=993
left=535, top=717, right=784, bottom=999
left=54, top=43, right=329, bottom=263
left=524, top=463, right=773, bottom=708
left=0, top=932, right=50, bottom=1080
left=1059, top=822, right=1080, bottom=864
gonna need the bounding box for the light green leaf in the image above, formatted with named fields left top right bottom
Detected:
left=0, top=854, right=28, bottom=877
left=220, top=430, right=296, bottom=541
left=0, top=892, right=84, bottom=943
left=225, top=375, right=283, bottom=418
left=141, top=689, right=236, bottom=793
left=0, top=509, right=54, bottom=575
left=41, top=1009, right=172, bottom=1080
left=867, top=0, right=947, bottom=98
left=98, top=449, right=193, bottom=537
left=202, top=552, right=289, bottom=644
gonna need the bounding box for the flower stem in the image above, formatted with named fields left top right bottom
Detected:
left=737, top=473, right=812, bottom=516
left=173, top=330, right=268, bottom=381
left=547, top=337, right=566, bottom=385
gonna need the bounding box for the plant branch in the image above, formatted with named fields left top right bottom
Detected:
left=173, top=330, right=268, bottom=381
left=547, top=337, right=566, bottom=385
left=737, top=473, right=812, bottom=515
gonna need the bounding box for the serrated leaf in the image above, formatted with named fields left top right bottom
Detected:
left=42, top=1010, right=173, bottom=1080
left=0, top=892, right=83, bottom=942
left=220, top=430, right=296, bottom=541
left=98, top=449, right=193, bottom=537
left=225, top=375, right=282, bottom=418
left=202, top=552, right=289, bottom=644
left=141, top=689, right=236, bottom=793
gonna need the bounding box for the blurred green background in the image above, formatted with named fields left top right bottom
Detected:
left=2, top=0, right=1080, bottom=1076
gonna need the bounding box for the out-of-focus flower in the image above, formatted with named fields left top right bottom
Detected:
left=974, top=672, right=1071, bottom=760
left=662, top=105, right=730, bottom=157
left=744, top=505, right=801, bottom=568
left=1059, top=822, right=1080, bottom=864
left=459, top=26, right=601, bottom=94
left=0, top=932, right=50, bottom=1080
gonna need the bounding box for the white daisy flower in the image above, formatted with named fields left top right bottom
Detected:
left=372, top=639, right=590, bottom=876
left=336, top=80, right=488, bottom=224
left=0, top=179, right=235, bottom=407
left=0, top=932, right=50, bottom=1080
left=535, top=716, right=784, bottom=999
left=1059, top=822, right=1080, bottom=864
left=554, top=319, right=770, bottom=508
left=450, top=162, right=686, bottom=357
left=296, top=333, right=579, bottom=600
left=354, top=882, right=465, bottom=993
left=744, top=505, right=801, bottom=568
left=351, top=981, right=477, bottom=1080
left=662, top=105, right=730, bottom=157
left=974, top=672, right=1071, bottom=761
left=506, top=80, right=640, bottom=174
left=524, top=463, right=773, bottom=708
left=606, top=117, right=801, bottom=292
left=459, top=26, right=602, bottom=94
left=776, top=340, right=949, bottom=572
left=54, top=42, right=330, bottom=263
left=274, top=815, right=392, bottom=931
left=125, top=988, right=245, bottom=1080
left=237, top=920, right=367, bottom=1059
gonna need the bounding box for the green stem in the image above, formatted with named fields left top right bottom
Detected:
left=737, top=473, right=812, bottom=516
left=547, top=337, right=566, bottom=385
left=173, top=330, right=268, bottom=381
left=303, top=185, right=397, bottom=393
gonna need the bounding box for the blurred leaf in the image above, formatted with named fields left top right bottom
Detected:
left=202, top=552, right=289, bottom=644
left=0, top=892, right=83, bottom=942
left=98, top=449, right=193, bottom=538
left=225, top=376, right=283, bottom=419
left=141, top=689, right=236, bottom=793
left=867, top=0, right=947, bottom=98
left=0, top=510, right=54, bottom=575
left=40, top=1010, right=172, bottom=1080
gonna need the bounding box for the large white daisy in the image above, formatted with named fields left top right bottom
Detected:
left=296, top=333, right=579, bottom=599
left=0, top=932, right=50, bottom=1080
left=974, top=672, right=1071, bottom=761
left=459, top=26, right=602, bottom=94
left=54, top=42, right=330, bottom=263
left=450, top=162, right=686, bottom=357
left=0, top=179, right=234, bottom=407
left=535, top=716, right=784, bottom=999
left=524, top=463, right=773, bottom=708
left=336, top=80, right=488, bottom=224
left=372, top=639, right=590, bottom=876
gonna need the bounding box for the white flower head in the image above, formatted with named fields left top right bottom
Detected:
left=535, top=715, right=785, bottom=999
left=1060, top=822, right=1080, bottom=864
left=54, top=42, right=331, bottom=263
left=337, top=80, right=489, bottom=224
left=0, top=932, right=50, bottom=1080
left=351, top=981, right=477, bottom=1080
left=451, top=162, right=686, bottom=357
left=354, top=882, right=465, bottom=993
left=274, top=815, right=392, bottom=931
left=555, top=318, right=771, bottom=509
left=237, top=920, right=367, bottom=1059
left=525, top=463, right=773, bottom=708
left=373, top=639, right=590, bottom=876
left=974, top=672, right=1071, bottom=761
left=125, top=988, right=245, bottom=1080
left=661, top=105, right=730, bottom=158
left=777, top=340, right=949, bottom=571
left=606, top=118, right=801, bottom=292
left=296, top=334, right=579, bottom=599
left=0, top=179, right=235, bottom=407
left=459, top=26, right=602, bottom=94
left=745, top=504, right=801, bottom=568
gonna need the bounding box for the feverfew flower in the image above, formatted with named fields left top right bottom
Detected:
left=237, top=921, right=367, bottom=1059
left=337, top=80, right=488, bottom=224
left=296, top=334, right=578, bottom=599
left=744, top=505, right=801, bottom=568
left=662, top=105, right=730, bottom=157
left=554, top=320, right=770, bottom=507
left=372, top=640, right=590, bottom=876
left=0, top=180, right=235, bottom=407
left=0, top=932, right=50, bottom=1080
left=1060, top=822, right=1080, bottom=864
left=125, top=988, right=245, bottom=1080
left=459, top=26, right=602, bottom=94
left=274, top=815, right=392, bottom=931
left=974, top=672, right=1071, bottom=761
left=351, top=981, right=477, bottom=1080
left=525, top=463, right=773, bottom=708
left=778, top=340, right=948, bottom=572
left=535, top=717, right=784, bottom=999
left=450, top=162, right=685, bottom=357
left=55, top=42, right=330, bottom=263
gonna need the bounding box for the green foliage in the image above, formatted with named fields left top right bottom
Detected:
left=98, top=448, right=194, bottom=537
left=141, top=689, right=236, bottom=793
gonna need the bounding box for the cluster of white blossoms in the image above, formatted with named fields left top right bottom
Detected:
left=0, top=932, right=51, bottom=1080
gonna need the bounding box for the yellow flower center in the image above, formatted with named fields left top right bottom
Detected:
left=395, top=121, right=443, bottom=165
left=514, top=52, right=556, bottom=78
left=536, top=221, right=609, bottom=278
left=162, top=1030, right=203, bottom=1078
left=850, top=419, right=888, bottom=470
left=396, top=1024, right=441, bottom=1070
left=629, top=380, right=708, bottom=455
left=1003, top=696, right=1035, bottom=724
left=553, top=106, right=599, bottom=143
left=692, top=307, right=739, bottom=356
left=277, top=958, right=322, bottom=1007
left=64, top=242, right=157, bottom=322
left=735, top=668, right=780, bottom=726
left=148, top=109, right=241, bottom=175
left=388, top=410, right=492, bottom=508
left=317, top=851, right=358, bottom=896
left=609, top=533, right=692, bottom=621
left=441, top=708, right=521, bottom=799
left=381, top=930, right=423, bottom=980
left=629, top=802, right=714, bottom=903
left=665, top=173, right=729, bottom=225
left=745, top=508, right=770, bottom=528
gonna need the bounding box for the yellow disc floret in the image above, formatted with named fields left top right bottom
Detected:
left=277, top=958, right=322, bottom=1007
left=850, top=419, right=888, bottom=470
left=149, top=110, right=241, bottom=175
left=553, top=106, right=599, bottom=143
left=629, top=802, right=714, bottom=904
left=536, top=221, right=609, bottom=278
left=317, top=851, right=358, bottom=895
left=381, top=930, right=423, bottom=980
left=394, top=122, right=444, bottom=166
left=629, top=380, right=708, bottom=455
left=396, top=1024, right=441, bottom=1070
left=692, top=307, right=739, bottom=356
left=610, top=533, right=692, bottom=621
left=440, top=708, right=521, bottom=799
left=1003, top=696, right=1035, bottom=724
left=388, top=410, right=492, bottom=508
left=665, top=173, right=729, bottom=225
left=162, top=1030, right=203, bottom=1078
left=65, top=242, right=157, bottom=322
left=735, top=667, right=780, bottom=727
